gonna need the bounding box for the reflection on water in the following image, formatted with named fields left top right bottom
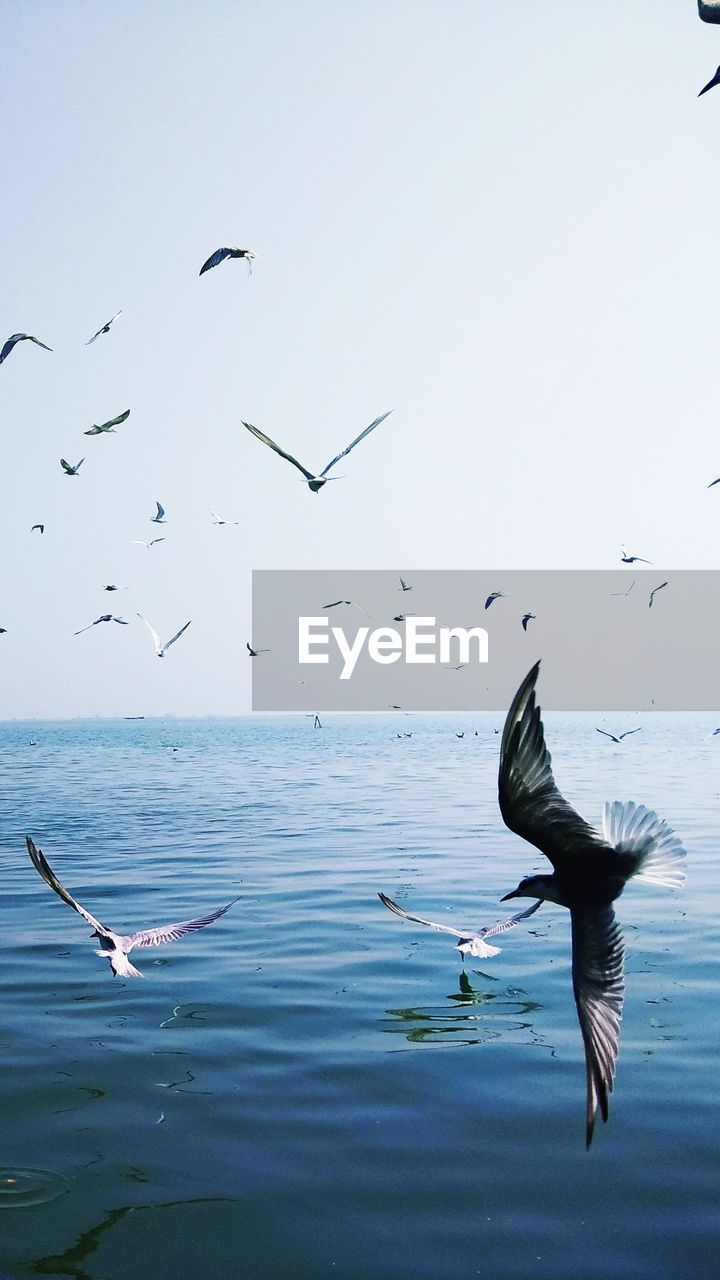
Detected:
left=383, top=972, right=546, bottom=1047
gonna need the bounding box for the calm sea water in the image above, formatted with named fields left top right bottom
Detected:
left=0, top=713, right=717, bottom=1280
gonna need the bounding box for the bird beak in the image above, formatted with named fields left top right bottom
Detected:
left=500, top=889, right=520, bottom=901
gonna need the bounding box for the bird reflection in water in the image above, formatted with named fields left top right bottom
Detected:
left=382, top=972, right=544, bottom=1048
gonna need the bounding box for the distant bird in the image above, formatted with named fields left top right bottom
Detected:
left=75, top=614, right=128, bottom=636
left=393, top=613, right=415, bottom=622
left=455, top=732, right=465, bottom=738
left=648, top=581, right=668, bottom=608
left=0, top=333, right=52, bottom=365
left=485, top=591, right=507, bottom=610
left=610, top=579, right=635, bottom=598
left=389, top=704, right=403, bottom=710
left=137, top=614, right=191, bottom=658
left=31, top=524, right=44, bottom=534
left=620, top=547, right=650, bottom=564
left=26, top=836, right=237, bottom=978
left=247, top=642, right=270, bottom=657
left=708, top=476, right=720, bottom=488
left=596, top=728, right=642, bottom=744
left=379, top=893, right=541, bottom=960
left=102, top=584, right=127, bottom=592
left=498, top=662, right=686, bottom=1146
left=399, top=577, right=413, bottom=592
left=713, top=728, right=720, bottom=736
left=84, top=409, right=130, bottom=436
left=132, top=538, right=165, bottom=550
left=312, top=714, right=322, bottom=729
left=444, top=663, right=467, bottom=671
left=210, top=510, right=238, bottom=525
left=0, top=628, right=7, bottom=635
left=521, top=613, right=536, bottom=631
left=322, top=600, right=372, bottom=617
left=243, top=411, right=392, bottom=492
left=698, top=64, right=720, bottom=96
left=60, top=458, right=84, bottom=476
left=200, top=247, right=256, bottom=276
left=85, top=310, right=122, bottom=345
left=150, top=502, right=166, bottom=524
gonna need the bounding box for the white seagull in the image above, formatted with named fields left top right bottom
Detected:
left=0, top=333, right=53, bottom=365
left=132, top=538, right=165, bottom=550
left=200, top=247, right=256, bottom=276
left=379, top=892, right=541, bottom=959
left=498, top=662, right=686, bottom=1146
left=85, top=310, right=123, bottom=345
left=150, top=502, right=166, bottom=524
left=137, top=614, right=191, bottom=657
left=210, top=510, right=238, bottom=525
left=243, top=411, right=393, bottom=493
left=26, top=837, right=237, bottom=978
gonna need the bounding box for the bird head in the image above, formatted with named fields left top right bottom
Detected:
left=502, top=874, right=556, bottom=903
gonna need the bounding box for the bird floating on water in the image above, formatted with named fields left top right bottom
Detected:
left=85, top=311, right=122, bottom=345
left=485, top=591, right=507, bottom=610
left=243, top=411, right=392, bottom=492
left=498, top=661, right=686, bottom=1147
left=620, top=546, right=650, bottom=564
left=200, top=247, right=256, bottom=276
left=596, top=728, right=642, bottom=744
left=137, top=614, right=191, bottom=658
left=0, top=333, right=52, bottom=365
left=698, top=64, right=720, bottom=96
left=150, top=502, right=166, bottom=524
left=521, top=613, right=536, bottom=631
left=75, top=615, right=128, bottom=636
left=84, top=409, right=130, bottom=436
left=60, top=458, right=84, bottom=476
left=648, top=581, right=668, bottom=608
left=26, top=837, right=237, bottom=978
left=379, top=893, right=541, bottom=960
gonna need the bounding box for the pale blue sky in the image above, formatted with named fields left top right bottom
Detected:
left=2, top=1, right=718, bottom=716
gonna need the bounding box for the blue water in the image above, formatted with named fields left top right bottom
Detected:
left=0, top=713, right=717, bottom=1279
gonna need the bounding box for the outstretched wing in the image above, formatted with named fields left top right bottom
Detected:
left=478, top=898, right=543, bottom=940
left=96, top=409, right=130, bottom=433
left=127, top=898, right=239, bottom=949
left=154, top=501, right=165, bottom=520
left=137, top=613, right=162, bottom=654
left=26, top=837, right=111, bottom=937
left=243, top=421, right=314, bottom=481
left=199, top=247, right=238, bottom=275
left=570, top=905, right=624, bottom=1148
left=86, top=311, right=122, bottom=345
left=499, top=662, right=608, bottom=871
left=378, top=892, right=465, bottom=938
left=617, top=728, right=641, bottom=741
left=595, top=728, right=619, bottom=743
left=162, top=620, right=192, bottom=653
left=320, top=410, right=393, bottom=477
left=60, top=459, right=73, bottom=473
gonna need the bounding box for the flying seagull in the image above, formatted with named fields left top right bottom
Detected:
left=60, top=458, right=84, bottom=476
left=75, top=614, right=128, bottom=636
left=0, top=627, right=7, bottom=635
left=596, top=728, right=642, bottom=744
left=698, top=65, right=720, bottom=96
left=200, top=247, right=256, bottom=276
left=243, top=411, right=393, bottom=492
left=620, top=546, right=650, bottom=564
left=137, top=614, right=191, bottom=658
left=393, top=613, right=416, bottom=622
left=399, top=577, right=413, bottom=592
left=102, top=584, right=127, bottom=592
left=485, top=591, right=507, bottom=609
left=379, top=893, right=541, bottom=960
left=322, top=600, right=371, bottom=617
left=85, top=310, right=123, bottom=345
left=648, top=581, right=668, bottom=608
left=84, top=409, right=130, bottom=436
left=521, top=613, right=536, bottom=631
left=132, top=538, right=165, bottom=549
left=498, top=661, right=686, bottom=1146
left=247, top=642, right=270, bottom=657
left=210, top=510, right=238, bottom=525
left=0, top=333, right=53, bottom=366
left=610, top=579, right=635, bottom=598
left=31, top=524, right=44, bottom=534
left=25, top=836, right=237, bottom=978
left=150, top=502, right=166, bottom=524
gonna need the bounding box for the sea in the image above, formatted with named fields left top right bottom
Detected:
left=0, top=712, right=717, bottom=1280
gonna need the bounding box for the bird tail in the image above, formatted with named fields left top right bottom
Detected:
left=98, top=950, right=144, bottom=978
left=602, top=801, right=687, bottom=888
left=458, top=938, right=502, bottom=959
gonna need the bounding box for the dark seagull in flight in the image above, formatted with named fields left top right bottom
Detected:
left=150, top=501, right=166, bottom=524
left=708, top=475, right=720, bottom=488
left=498, top=662, right=686, bottom=1146
left=243, top=411, right=393, bottom=492
left=75, top=614, right=129, bottom=636
left=323, top=600, right=371, bottom=617
left=378, top=893, right=541, bottom=960
left=200, top=247, right=256, bottom=276
left=60, top=458, right=84, bottom=476
left=31, top=523, right=44, bottom=534
left=698, top=65, right=720, bottom=97
left=84, top=409, right=130, bottom=436
left=26, top=837, right=237, bottom=978
left=485, top=591, right=507, bottom=610
left=648, top=581, right=668, bottom=608
left=399, top=577, right=413, bottom=592
left=521, top=613, right=536, bottom=631
left=247, top=642, right=270, bottom=657
left=0, top=333, right=52, bottom=365
left=620, top=546, right=650, bottom=564
left=596, top=727, right=642, bottom=744
left=85, top=310, right=122, bottom=345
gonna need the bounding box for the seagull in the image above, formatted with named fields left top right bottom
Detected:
left=0, top=627, right=7, bottom=635
left=243, top=411, right=393, bottom=492
left=393, top=613, right=416, bottom=622
left=247, top=642, right=270, bottom=657
left=132, top=538, right=165, bottom=549
left=31, top=524, right=44, bottom=534
left=200, top=247, right=256, bottom=276
left=379, top=893, right=541, bottom=960
left=210, top=510, right=238, bottom=525
left=25, top=837, right=237, bottom=978
left=150, top=502, right=166, bottom=524
left=698, top=64, right=720, bottom=96
left=102, top=584, right=127, bottom=592
left=137, top=614, right=191, bottom=657
left=521, top=613, right=536, bottom=631
left=455, top=732, right=465, bottom=738
left=0, top=333, right=52, bottom=365
left=596, top=728, right=642, bottom=744
left=610, top=579, right=635, bottom=598
left=485, top=591, right=507, bottom=609
left=399, top=577, right=413, bottom=592
left=84, top=409, right=130, bottom=436
left=322, top=600, right=372, bottom=617
left=498, top=661, right=686, bottom=1146
left=620, top=547, right=650, bottom=564
left=60, top=458, right=84, bottom=476
left=648, top=581, right=668, bottom=608
left=85, top=310, right=123, bottom=345
left=75, top=615, right=129, bottom=636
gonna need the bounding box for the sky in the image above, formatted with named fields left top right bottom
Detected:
left=2, top=0, right=719, bottom=717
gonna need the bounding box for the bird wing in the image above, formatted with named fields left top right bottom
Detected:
left=478, top=898, right=543, bottom=939
left=199, top=247, right=235, bottom=275
left=75, top=458, right=85, bottom=471
left=320, top=410, right=393, bottom=477
left=149, top=538, right=165, bottom=546
left=648, top=581, right=668, bottom=607
left=161, top=620, right=192, bottom=653
left=242, top=421, right=315, bottom=481
left=137, top=613, right=162, bottom=654
left=595, top=728, right=619, bottom=743
left=378, top=892, right=466, bottom=938
left=698, top=66, right=720, bottom=97
left=28, top=335, right=52, bottom=351
left=154, top=502, right=165, bottom=520
left=127, top=898, right=238, bottom=948
left=84, top=425, right=103, bottom=435
left=617, top=728, right=641, bottom=740
left=26, top=837, right=112, bottom=937
left=708, top=477, right=720, bottom=488
left=94, top=409, right=130, bottom=432
left=0, top=335, right=20, bottom=363
left=570, top=905, right=624, bottom=1148
left=74, top=618, right=100, bottom=635
left=499, top=662, right=608, bottom=870
left=60, top=459, right=73, bottom=473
